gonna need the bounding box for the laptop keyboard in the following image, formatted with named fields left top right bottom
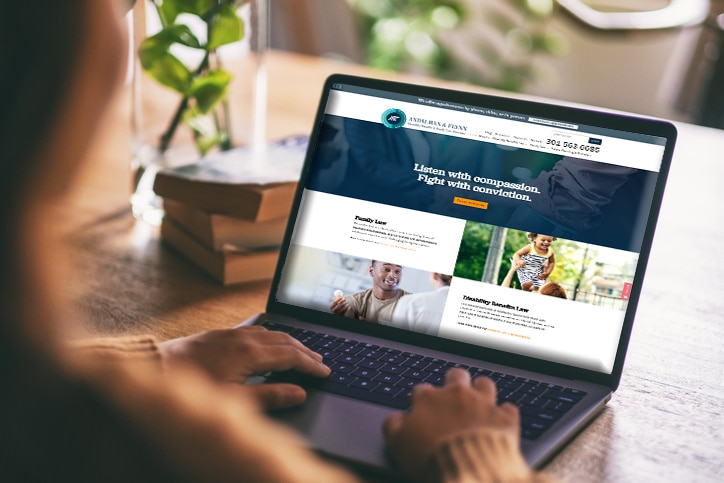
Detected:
left=263, top=322, right=586, bottom=440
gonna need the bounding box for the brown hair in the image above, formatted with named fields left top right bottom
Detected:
left=539, top=282, right=567, bottom=299
left=526, top=232, right=558, bottom=242
left=0, top=0, right=91, bottom=367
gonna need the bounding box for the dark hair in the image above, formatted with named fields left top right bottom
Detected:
left=0, top=1, right=90, bottom=361
left=539, top=282, right=567, bottom=299
left=0, top=2, right=88, bottom=203
left=526, top=232, right=558, bottom=242
left=438, top=273, right=452, bottom=285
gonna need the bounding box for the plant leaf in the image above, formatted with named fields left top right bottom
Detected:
left=189, top=69, right=233, bottom=113
left=138, top=25, right=202, bottom=93
left=183, top=106, right=224, bottom=155
left=172, top=0, right=216, bottom=16
left=142, top=24, right=202, bottom=50
left=208, top=3, right=244, bottom=50
left=154, top=0, right=180, bottom=26
left=138, top=46, right=192, bottom=93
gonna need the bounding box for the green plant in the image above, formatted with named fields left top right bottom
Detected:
left=347, top=0, right=567, bottom=92
left=138, top=0, right=248, bottom=156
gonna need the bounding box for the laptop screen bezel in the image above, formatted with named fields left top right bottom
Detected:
left=266, top=73, right=677, bottom=391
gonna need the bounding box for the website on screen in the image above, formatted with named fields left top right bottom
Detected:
left=276, top=85, right=666, bottom=374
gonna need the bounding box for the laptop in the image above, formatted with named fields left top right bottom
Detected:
left=239, top=74, right=676, bottom=477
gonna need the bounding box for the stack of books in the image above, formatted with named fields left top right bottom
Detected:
left=154, top=136, right=307, bottom=285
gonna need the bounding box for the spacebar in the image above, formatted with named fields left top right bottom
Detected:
left=307, top=380, right=410, bottom=410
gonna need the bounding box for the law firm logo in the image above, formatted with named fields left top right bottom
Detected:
left=382, top=108, right=406, bottom=128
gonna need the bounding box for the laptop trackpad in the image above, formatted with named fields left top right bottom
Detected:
left=269, top=389, right=394, bottom=471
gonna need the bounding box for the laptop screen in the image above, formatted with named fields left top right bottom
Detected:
left=273, top=75, right=674, bottom=376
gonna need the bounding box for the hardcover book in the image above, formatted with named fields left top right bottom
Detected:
left=163, top=200, right=287, bottom=250
left=161, top=217, right=280, bottom=285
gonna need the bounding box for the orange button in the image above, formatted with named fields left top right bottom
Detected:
left=453, top=197, right=488, bottom=210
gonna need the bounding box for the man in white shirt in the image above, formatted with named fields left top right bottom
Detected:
left=385, top=272, right=452, bottom=336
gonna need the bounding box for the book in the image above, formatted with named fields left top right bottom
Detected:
left=163, top=200, right=287, bottom=251
left=161, top=217, right=280, bottom=285
left=153, top=135, right=307, bottom=222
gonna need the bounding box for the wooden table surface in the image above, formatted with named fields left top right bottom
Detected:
left=63, top=50, right=724, bottom=482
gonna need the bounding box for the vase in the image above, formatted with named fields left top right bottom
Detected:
left=129, top=0, right=270, bottom=225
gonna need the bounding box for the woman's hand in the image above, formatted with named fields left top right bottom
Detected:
left=383, top=368, right=520, bottom=481
left=159, top=326, right=330, bottom=409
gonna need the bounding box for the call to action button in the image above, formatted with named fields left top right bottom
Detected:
left=454, top=197, right=489, bottom=210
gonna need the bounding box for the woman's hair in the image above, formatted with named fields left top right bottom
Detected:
left=0, top=2, right=89, bottom=207
left=0, top=1, right=91, bottom=360
left=539, top=282, right=568, bottom=299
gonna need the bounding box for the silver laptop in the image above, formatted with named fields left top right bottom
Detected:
left=240, top=74, right=676, bottom=478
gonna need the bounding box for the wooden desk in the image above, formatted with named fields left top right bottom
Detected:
left=64, top=51, right=724, bottom=482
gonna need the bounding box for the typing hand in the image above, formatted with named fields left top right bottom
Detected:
left=383, top=368, right=520, bottom=481
left=159, top=326, right=330, bottom=409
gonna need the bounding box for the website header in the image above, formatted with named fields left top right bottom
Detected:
left=326, top=89, right=665, bottom=172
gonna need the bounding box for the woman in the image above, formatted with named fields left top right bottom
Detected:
left=0, top=1, right=551, bottom=481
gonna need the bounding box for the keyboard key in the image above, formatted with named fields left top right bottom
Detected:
left=336, top=354, right=363, bottom=365
left=337, top=342, right=365, bottom=354
left=379, top=364, right=405, bottom=375
left=520, top=385, right=547, bottom=396
left=374, top=373, right=402, bottom=385
left=359, top=359, right=384, bottom=369
left=519, top=405, right=564, bottom=422
left=518, top=394, right=547, bottom=407
left=425, top=374, right=445, bottom=386
left=522, top=417, right=552, bottom=432
left=262, top=322, right=584, bottom=440
left=402, top=369, right=428, bottom=380
left=328, top=373, right=356, bottom=385
left=313, top=381, right=409, bottom=409
left=403, top=352, right=423, bottom=359
left=546, top=400, right=573, bottom=413
left=318, top=350, right=341, bottom=362
left=350, top=379, right=377, bottom=390
left=499, top=380, right=523, bottom=391
left=373, top=384, right=403, bottom=397
left=542, top=390, right=585, bottom=404
left=359, top=348, right=384, bottom=359
left=380, top=354, right=406, bottom=364
left=522, top=427, right=544, bottom=440
left=351, top=367, right=376, bottom=379
left=401, top=358, right=429, bottom=369
left=397, top=377, right=417, bottom=388
left=329, top=362, right=355, bottom=374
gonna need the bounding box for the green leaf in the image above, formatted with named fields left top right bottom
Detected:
left=138, top=46, right=192, bottom=93
left=196, top=131, right=225, bottom=155
left=172, top=0, right=216, bottom=16
left=208, top=3, right=244, bottom=50
left=183, top=106, right=224, bottom=155
left=138, top=25, right=202, bottom=93
left=189, top=69, right=233, bottom=113
left=154, top=0, right=180, bottom=26
left=142, top=24, right=202, bottom=50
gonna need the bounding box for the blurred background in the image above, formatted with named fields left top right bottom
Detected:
left=269, top=0, right=724, bottom=129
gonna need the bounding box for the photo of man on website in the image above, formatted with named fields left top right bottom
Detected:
left=328, top=260, right=453, bottom=336
left=277, top=246, right=450, bottom=335
left=329, top=260, right=408, bottom=323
